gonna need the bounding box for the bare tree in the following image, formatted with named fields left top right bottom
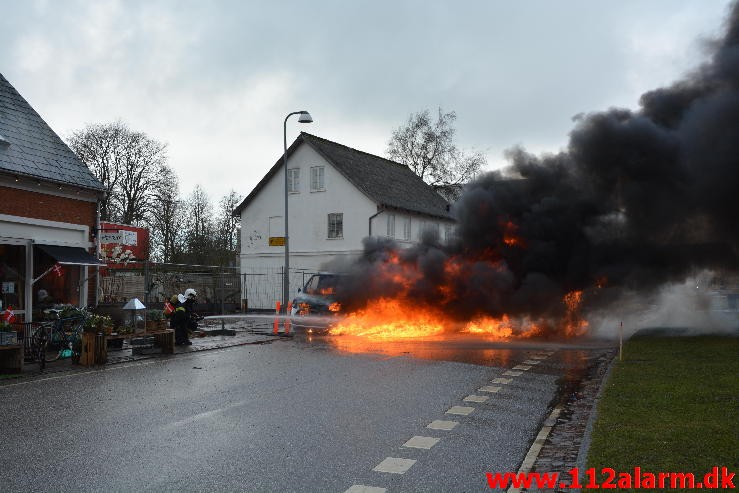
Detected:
left=213, top=190, right=242, bottom=266
left=67, top=120, right=168, bottom=224
left=387, top=108, right=486, bottom=186
left=183, top=185, right=215, bottom=264
left=149, top=165, right=183, bottom=263
left=67, top=121, right=127, bottom=221
left=117, top=131, right=168, bottom=225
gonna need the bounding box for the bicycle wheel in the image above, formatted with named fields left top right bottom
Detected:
left=44, top=326, right=66, bottom=362
left=30, top=325, right=50, bottom=369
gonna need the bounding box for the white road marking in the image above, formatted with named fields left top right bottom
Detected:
left=463, top=394, right=489, bottom=403
left=344, top=485, right=387, bottom=493
left=522, top=360, right=541, bottom=365
left=403, top=435, right=440, bottom=449
left=373, top=457, right=416, bottom=474
left=529, top=355, right=548, bottom=360
left=446, top=405, right=475, bottom=416
left=478, top=385, right=501, bottom=393
left=427, top=420, right=458, bottom=430
left=491, top=377, right=512, bottom=384
left=512, top=365, right=532, bottom=371
left=503, top=370, right=523, bottom=376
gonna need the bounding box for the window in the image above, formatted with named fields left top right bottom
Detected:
left=328, top=213, right=343, bottom=239
left=310, top=166, right=325, bottom=192
left=287, top=168, right=300, bottom=193
left=386, top=214, right=395, bottom=238
left=444, top=224, right=453, bottom=243
left=0, top=244, right=25, bottom=311
left=401, top=216, right=411, bottom=241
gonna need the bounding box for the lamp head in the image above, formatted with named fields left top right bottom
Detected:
left=298, top=111, right=313, bottom=124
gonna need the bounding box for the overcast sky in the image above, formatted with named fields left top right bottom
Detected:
left=0, top=0, right=733, bottom=201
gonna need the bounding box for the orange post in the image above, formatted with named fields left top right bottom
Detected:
left=273, top=317, right=279, bottom=335
left=285, top=302, right=292, bottom=334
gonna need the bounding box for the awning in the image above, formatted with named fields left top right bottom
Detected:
left=36, top=244, right=105, bottom=266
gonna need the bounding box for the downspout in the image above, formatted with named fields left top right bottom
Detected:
left=368, top=207, right=383, bottom=237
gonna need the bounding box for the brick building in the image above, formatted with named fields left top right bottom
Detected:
left=0, top=72, right=104, bottom=321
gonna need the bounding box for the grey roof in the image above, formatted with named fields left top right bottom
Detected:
left=0, top=73, right=104, bottom=191
left=234, top=132, right=453, bottom=220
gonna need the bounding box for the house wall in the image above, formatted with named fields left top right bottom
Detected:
left=238, top=144, right=455, bottom=309
left=240, top=144, right=377, bottom=266
left=0, top=184, right=96, bottom=228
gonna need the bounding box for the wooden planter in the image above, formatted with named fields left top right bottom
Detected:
left=79, top=332, right=106, bottom=366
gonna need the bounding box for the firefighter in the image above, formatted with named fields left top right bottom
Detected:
left=172, top=293, right=191, bottom=345
left=183, top=288, right=200, bottom=337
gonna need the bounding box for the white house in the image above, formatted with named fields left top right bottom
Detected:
left=233, top=132, right=455, bottom=309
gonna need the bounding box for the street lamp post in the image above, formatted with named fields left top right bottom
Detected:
left=283, top=110, right=313, bottom=314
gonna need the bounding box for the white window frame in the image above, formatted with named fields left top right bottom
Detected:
left=327, top=213, right=343, bottom=239
left=401, top=216, right=411, bottom=241
left=386, top=214, right=395, bottom=238
left=310, top=166, right=325, bottom=192
left=287, top=168, right=300, bottom=193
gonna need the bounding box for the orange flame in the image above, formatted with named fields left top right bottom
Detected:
left=562, top=290, right=589, bottom=336
left=327, top=225, right=591, bottom=341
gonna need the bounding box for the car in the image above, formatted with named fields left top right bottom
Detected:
left=291, top=273, right=343, bottom=316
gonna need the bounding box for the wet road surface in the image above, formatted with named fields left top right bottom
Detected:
left=0, top=316, right=614, bottom=492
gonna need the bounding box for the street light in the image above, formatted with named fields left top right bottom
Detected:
left=283, top=110, right=313, bottom=314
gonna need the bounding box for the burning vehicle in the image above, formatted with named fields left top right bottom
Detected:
left=292, top=273, right=343, bottom=316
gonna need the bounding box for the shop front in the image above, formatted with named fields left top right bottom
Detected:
left=0, top=214, right=103, bottom=322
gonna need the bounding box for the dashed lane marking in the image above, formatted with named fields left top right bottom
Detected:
left=373, top=457, right=416, bottom=474
left=503, top=370, right=523, bottom=376
left=463, top=394, right=489, bottom=403
left=529, top=355, right=548, bottom=360
left=446, top=405, right=475, bottom=416
left=491, top=377, right=512, bottom=384
left=344, top=485, right=387, bottom=493
left=478, top=385, right=501, bottom=393
left=427, top=420, right=458, bottom=431
left=522, top=360, right=541, bottom=365
left=512, top=365, right=532, bottom=371
left=403, top=436, right=440, bottom=449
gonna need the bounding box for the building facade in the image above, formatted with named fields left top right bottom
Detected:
left=0, top=73, right=104, bottom=321
left=234, top=132, right=455, bottom=309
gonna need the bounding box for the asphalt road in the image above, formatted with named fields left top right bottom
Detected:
left=0, top=326, right=613, bottom=493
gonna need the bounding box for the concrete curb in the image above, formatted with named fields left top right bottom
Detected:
left=574, top=353, right=618, bottom=471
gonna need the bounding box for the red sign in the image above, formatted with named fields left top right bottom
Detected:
left=99, top=222, right=150, bottom=269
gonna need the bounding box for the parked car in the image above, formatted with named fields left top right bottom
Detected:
left=291, top=273, right=343, bottom=316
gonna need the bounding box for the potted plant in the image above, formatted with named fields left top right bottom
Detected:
left=117, top=324, right=135, bottom=336
left=83, top=314, right=114, bottom=335
left=146, top=309, right=165, bottom=330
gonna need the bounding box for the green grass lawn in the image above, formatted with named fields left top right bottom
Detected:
left=587, top=334, right=738, bottom=482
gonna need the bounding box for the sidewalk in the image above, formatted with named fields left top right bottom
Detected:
left=9, top=318, right=285, bottom=380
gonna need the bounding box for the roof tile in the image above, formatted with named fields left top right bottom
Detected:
left=0, top=72, right=103, bottom=191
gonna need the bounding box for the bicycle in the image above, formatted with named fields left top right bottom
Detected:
left=28, top=315, right=86, bottom=367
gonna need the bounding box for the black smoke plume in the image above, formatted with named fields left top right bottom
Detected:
left=338, top=3, right=739, bottom=324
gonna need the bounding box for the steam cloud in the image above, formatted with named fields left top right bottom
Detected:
left=338, top=3, right=739, bottom=324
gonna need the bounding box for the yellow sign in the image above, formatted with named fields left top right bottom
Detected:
left=269, top=237, right=285, bottom=246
